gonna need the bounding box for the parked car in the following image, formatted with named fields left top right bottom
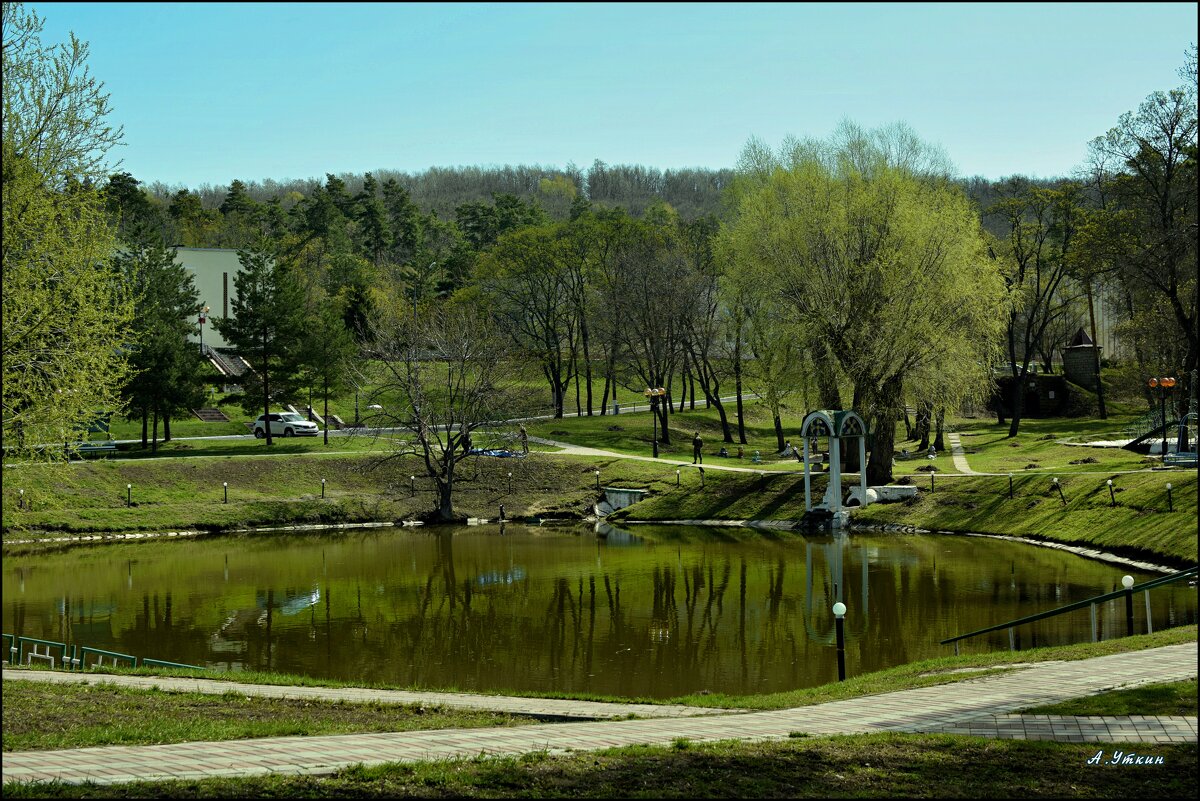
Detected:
left=253, top=412, right=319, bottom=438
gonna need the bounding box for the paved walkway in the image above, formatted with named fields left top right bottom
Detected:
left=3, top=643, right=1195, bottom=786
left=946, top=432, right=983, bottom=475
left=530, top=436, right=795, bottom=475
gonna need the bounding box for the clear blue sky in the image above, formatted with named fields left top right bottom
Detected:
left=34, top=2, right=1198, bottom=188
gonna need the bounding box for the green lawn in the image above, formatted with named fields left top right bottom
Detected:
left=1021, top=678, right=1197, bottom=717
left=2, top=682, right=539, bottom=752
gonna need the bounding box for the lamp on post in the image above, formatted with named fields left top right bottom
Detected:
left=1147, top=377, right=1177, bottom=459
left=197, top=305, right=210, bottom=355
left=643, top=387, right=666, bottom=458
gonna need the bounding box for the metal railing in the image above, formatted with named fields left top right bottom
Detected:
left=2, top=635, right=204, bottom=672
left=940, top=566, right=1197, bottom=654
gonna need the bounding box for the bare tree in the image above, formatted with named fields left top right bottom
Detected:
left=364, top=302, right=518, bottom=522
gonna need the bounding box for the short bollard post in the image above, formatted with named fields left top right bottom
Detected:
left=126, top=483, right=132, bottom=507
left=1144, top=589, right=1153, bottom=634
left=595, top=469, right=600, bottom=489
left=321, top=478, right=326, bottom=499
left=833, top=602, right=847, bottom=681
left=1107, top=479, right=1115, bottom=507
left=223, top=482, right=228, bottom=504
left=1008, top=473, right=1013, bottom=500
left=676, top=469, right=680, bottom=486
left=1122, top=575, right=1134, bottom=637
left=930, top=471, right=935, bottom=494
left=507, top=471, right=512, bottom=493
left=410, top=476, right=415, bottom=496
left=1052, top=477, right=1065, bottom=505
left=1166, top=483, right=1173, bottom=512
left=18, top=489, right=24, bottom=510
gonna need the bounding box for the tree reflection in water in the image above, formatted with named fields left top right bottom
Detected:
left=3, top=524, right=1196, bottom=698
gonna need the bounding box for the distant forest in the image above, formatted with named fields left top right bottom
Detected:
left=141, top=161, right=1060, bottom=240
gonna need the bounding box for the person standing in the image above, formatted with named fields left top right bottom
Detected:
left=692, top=431, right=703, bottom=464
left=519, top=425, right=528, bottom=455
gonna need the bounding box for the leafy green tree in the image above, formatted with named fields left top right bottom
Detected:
left=214, top=240, right=307, bottom=445
left=722, top=123, right=1008, bottom=484
left=2, top=3, right=134, bottom=457
left=115, top=237, right=206, bottom=451
left=1086, top=61, right=1197, bottom=413
left=989, top=180, right=1084, bottom=435
left=476, top=225, right=575, bottom=417
left=103, top=171, right=165, bottom=243
left=298, top=295, right=358, bottom=445
left=1, top=2, right=123, bottom=182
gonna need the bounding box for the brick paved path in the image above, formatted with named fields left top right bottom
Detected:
left=3, top=642, right=1195, bottom=786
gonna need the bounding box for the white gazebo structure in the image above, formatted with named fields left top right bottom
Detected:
left=801, top=409, right=869, bottom=524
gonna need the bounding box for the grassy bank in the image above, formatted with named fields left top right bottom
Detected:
left=1, top=449, right=683, bottom=543
left=1021, top=679, right=1197, bottom=717
left=611, top=468, right=1196, bottom=564
left=849, top=470, right=1196, bottom=564
left=5, top=401, right=1195, bottom=567
left=4, top=736, right=1194, bottom=798
left=1, top=682, right=539, bottom=752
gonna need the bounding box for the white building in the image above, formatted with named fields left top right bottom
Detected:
left=176, top=247, right=243, bottom=350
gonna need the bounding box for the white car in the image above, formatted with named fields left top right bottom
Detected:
left=253, top=412, right=319, bottom=438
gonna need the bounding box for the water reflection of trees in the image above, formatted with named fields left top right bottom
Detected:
left=5, top=529, right=1197, bottom=697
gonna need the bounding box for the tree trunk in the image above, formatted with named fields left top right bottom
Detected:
left=774, top=415, right=785, bottom=452
left=933, top=406, right=945, bottom=452
left=903, top=406, right=913, bottom=440
left=733, top=337, right=747, bottom=444
left=1008, top=361, right=1031, bottom=438
left=657, top=402, right=670, bottom=444
left=815, top=344, right=841, bottom=409
left=263, top=331, right=273, bottom=446
left=323, top=375, right=329, bottom=446
left=863, top=375, right=902, bottom=484
left=438, top=470, right=456, bottom=521
left=572, top=350, right=582, bottom=417
left=151, top=406, right=159, bottom=454
left=866, top=412, right=895, bottom=486
left=916, top=402, right=932, bottom=450
left=581, top=319, right=594, bottom=416
left=1085, top=284, right=1107, bottom=420
left=163, top=412, right=171, bottom=443
left=141, top=408, right=148, bottom=449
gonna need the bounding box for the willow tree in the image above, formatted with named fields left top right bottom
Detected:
left=721, top=122, right=1007, bottom=484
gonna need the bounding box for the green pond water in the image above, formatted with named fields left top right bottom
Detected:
left=3, top=523, right=1195, bottom=698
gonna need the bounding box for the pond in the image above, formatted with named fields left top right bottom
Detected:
left=3, top=524, right=1195, bottom=699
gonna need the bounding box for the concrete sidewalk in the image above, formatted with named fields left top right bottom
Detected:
left=3, top=642, right=1195, bottom=786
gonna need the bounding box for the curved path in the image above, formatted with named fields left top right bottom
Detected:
left=3, top=642, right=1195, bottom=786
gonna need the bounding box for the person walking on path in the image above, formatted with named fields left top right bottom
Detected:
left=519, top=425, right=528, bottom=455
left=692, top=432, right=703, bottom=464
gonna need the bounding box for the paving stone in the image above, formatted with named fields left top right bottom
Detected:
left=2, top=642, right=1194, bottom=785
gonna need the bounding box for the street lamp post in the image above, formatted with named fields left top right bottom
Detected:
left=198, top=305, right=210, bottom=355
left=1147, top=377, right=1177, bottom=458
left=643, top=387, right=665, bottom=458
